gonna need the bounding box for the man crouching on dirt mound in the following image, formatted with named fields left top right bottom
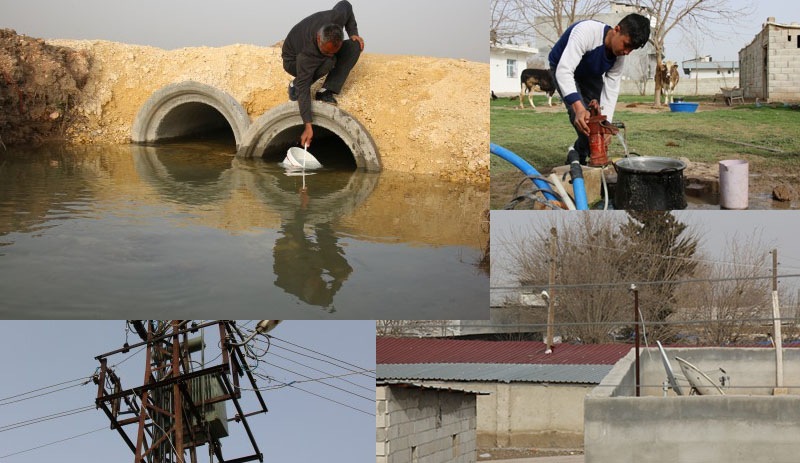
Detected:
left=282, top=0, right=365, bottom=148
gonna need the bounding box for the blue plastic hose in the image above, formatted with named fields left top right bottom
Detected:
left=572, top=176, right=589, bottom=210
left=490, top=143, right=558, bottom=202
left=568, top=162, right=589, bottom=210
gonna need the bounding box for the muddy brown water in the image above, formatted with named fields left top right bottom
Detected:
left=0, top=142, right=489, bottom=318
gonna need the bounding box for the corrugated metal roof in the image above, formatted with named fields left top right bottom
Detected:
left=377, top=380, right=490, bottom=395
left=377, top=337, right=631, bottom=366
left=377, top=363, right=612, bottom=384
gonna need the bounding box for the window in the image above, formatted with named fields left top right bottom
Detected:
left=507, top=59, right=517, bottom=78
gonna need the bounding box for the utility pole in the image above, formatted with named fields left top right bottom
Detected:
left=631, top=284, right=640, bottom=397
left=545, top=227, right=557, bottom=354
left=771, top=250, right=786, bottom=394
left=95, top=321, right=270, bottom=463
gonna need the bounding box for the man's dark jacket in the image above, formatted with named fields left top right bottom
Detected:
left=282, top=1, right=359, bottom=123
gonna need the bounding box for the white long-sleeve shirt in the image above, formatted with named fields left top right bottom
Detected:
left=548, top=20, right=625, bottom=122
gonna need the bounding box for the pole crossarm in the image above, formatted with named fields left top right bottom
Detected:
left=94, top=321, right=268, bottom=463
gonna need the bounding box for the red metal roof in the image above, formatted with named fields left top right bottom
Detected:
left=377, top=337, right=631, bottom=365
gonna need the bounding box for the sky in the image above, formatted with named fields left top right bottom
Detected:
left=0, top=320, right=375, bottom=463
left=0, top=0, right=487, bottom=62
left=665, top=0, right=800, bottom=62
left=491, top=210, right=800, bottom=290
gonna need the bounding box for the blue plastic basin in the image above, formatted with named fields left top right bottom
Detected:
left=669, top=102, right=699, bottom=113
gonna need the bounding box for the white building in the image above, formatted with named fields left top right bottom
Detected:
left=681, top=56, right=739, bottom=80
left=490, top=43, right=538, bottom=95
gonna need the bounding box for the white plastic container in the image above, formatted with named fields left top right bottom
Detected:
left=281, top=146, right=322, bottom=170
left=718, top=159, right=748, bottom=209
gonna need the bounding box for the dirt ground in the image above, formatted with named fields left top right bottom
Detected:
left=478, top=448, right=584, bottom=460
left=492, top=163, right=800, bottom=210
left=0, top=29, right=91, bottom=145
left=491, top=100, right=800, bottom=209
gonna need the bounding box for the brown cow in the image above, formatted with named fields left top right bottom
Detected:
left=655, top=61, right=680, bottom=104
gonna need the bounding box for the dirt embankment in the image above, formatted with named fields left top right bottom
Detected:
left=0, top=29, right=489, bottom=183
left=0, top=29, right=90, bottom=145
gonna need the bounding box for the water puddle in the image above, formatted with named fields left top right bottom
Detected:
left=0, top=142, right=489, bottom=318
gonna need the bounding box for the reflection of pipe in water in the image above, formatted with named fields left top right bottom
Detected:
left=230, top=157, right=379, bottom=225
left=131, top=144, right=234, bottom=206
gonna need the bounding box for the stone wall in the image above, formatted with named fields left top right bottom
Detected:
left=377, top=385, right=479, bottom=463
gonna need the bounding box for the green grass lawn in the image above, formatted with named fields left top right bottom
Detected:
left=491, top=95, right=800, bottom=174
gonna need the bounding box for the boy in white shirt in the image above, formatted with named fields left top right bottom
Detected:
left=549, top=14, right=650, bottom=164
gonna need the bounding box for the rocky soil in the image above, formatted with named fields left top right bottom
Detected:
left=0, top=29, right=91, bottom=145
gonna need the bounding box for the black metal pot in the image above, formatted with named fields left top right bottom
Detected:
left=613, top=157, right=687, bottom=210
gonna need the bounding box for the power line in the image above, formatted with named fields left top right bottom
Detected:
left=491, top=273, right=800, bottom=291
left=556, top=237, right=789, bottom=271
left=0, top=381, right=90, bottom=407
left=241, top=370, right=375, bottom=392
left=382, top=316, right=800, bottom=329
left=0, top=406, right=95, bottom=433
left=266, top=351, right=374, bottom=393
left=276, top=380, right=373, bottom=416
left=261, top=361, right=374, bottom=402
left=0, top=426, right=106, bottom=460
left=269, top=336, right=375, bottom=378
left=0, top=376, right=93, bottom=405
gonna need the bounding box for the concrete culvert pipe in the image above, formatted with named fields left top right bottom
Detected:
left=132, top=81, right=250, bottom=148
left=239, top=101, right=381, bottom=172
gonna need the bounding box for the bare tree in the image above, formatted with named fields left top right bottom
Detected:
left=642, top=0, right=753, bottom=107
left=491, top=0, right=529, bottom=45
left=693, top=233, right=772, bottom=345
left=375, top=320, right=452, bottom=337
left=511, top=0, right=608, bottom=49
left=504, top=213, right=632, bottom=343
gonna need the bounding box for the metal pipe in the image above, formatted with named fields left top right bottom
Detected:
left=632, top=284, right=641, bottom=397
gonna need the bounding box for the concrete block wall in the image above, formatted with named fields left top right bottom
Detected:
left=766, top=24, right=800, bottom=101
left=591, top=347, right=800, bottom=398
left=585, top=395, right=800, bottom=463
left=377, top=385, right=478, bottom=463
left=585, top=347, right=800, bottom=462
left=739, top=23, right=800, bottom=101
left=619, top=77, right=739, bottom=97
left=417, top=380, right=588, bottom=449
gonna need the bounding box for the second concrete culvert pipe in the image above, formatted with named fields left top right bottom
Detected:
left=238, top=101, right=381, bottom=171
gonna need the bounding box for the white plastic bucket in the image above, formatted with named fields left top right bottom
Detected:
left=718, top=159, right=748, bottom=209
left=281, top=147, right=322, bottom=170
